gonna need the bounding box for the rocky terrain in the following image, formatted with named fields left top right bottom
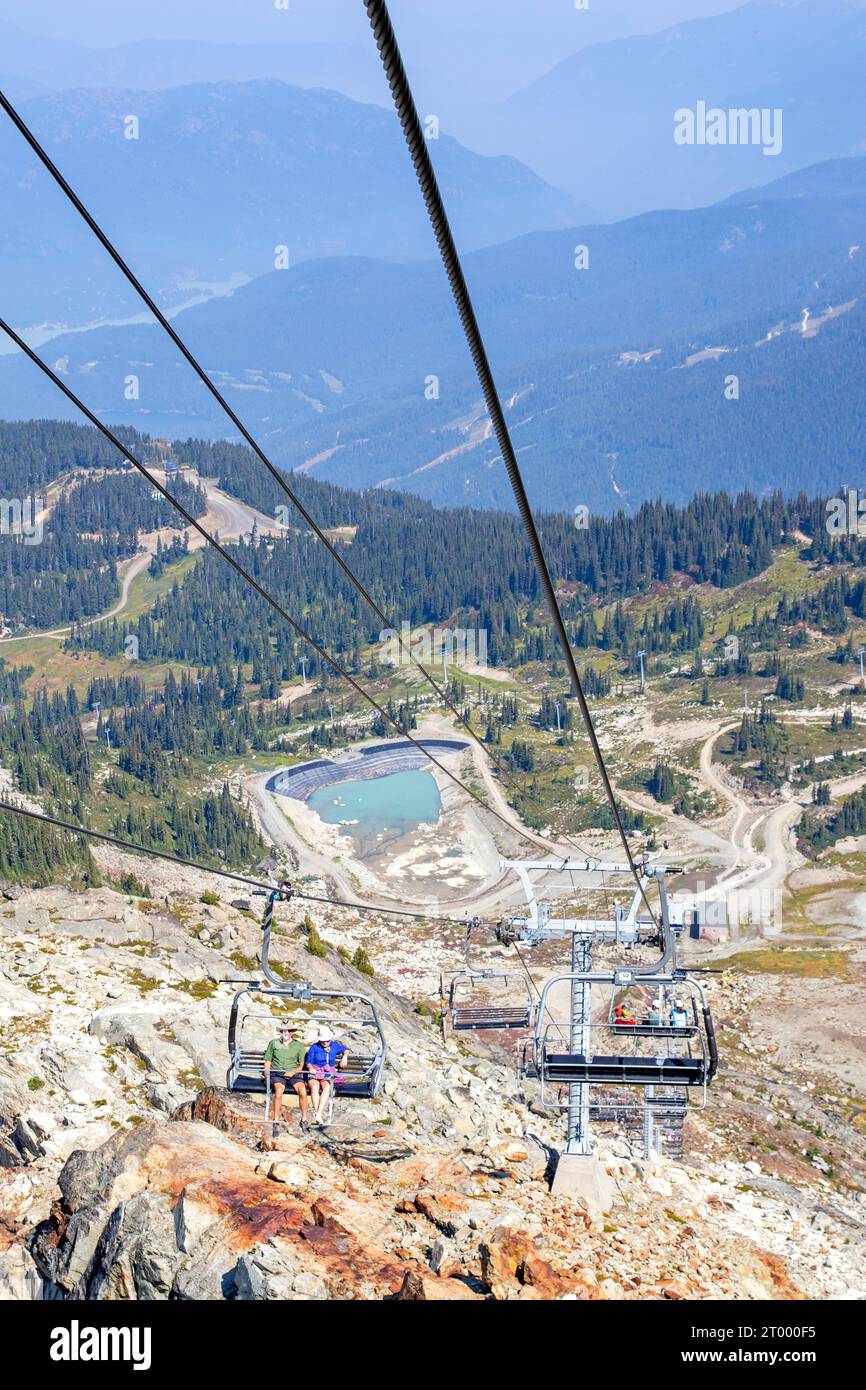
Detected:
left=1, top=876, right=864, bottom=1301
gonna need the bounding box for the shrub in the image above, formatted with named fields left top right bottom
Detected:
left=305, top=924, right=327, bottom=958
left=352, top=946, right=374, bottom=977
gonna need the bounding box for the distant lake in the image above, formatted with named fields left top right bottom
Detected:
left=308, top=769, right=441, bottom=836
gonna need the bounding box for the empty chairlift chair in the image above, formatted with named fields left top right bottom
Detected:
left=447, top=969, right=535, bottom=1032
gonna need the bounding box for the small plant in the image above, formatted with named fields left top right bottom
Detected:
left=200, top=889, right=220, bottom=906
left=110, top=871, right=151, bottom=898
left=27, top=1076, right=44, bottom=1091
left=229, top=950, right=255, bottom=973
left=352, top=946, right=374, bottom=977
left=305, top=924, right=327, bottom=959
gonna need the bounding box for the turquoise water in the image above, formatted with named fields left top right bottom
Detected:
left=308, top=769, right=441, bottom=835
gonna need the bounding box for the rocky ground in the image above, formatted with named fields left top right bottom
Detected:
left=1, top=878, right=864, bottom=1301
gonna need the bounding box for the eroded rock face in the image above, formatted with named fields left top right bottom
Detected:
left=28, top=1118, right=428, bottom=1301
left=0, top=1059, right=46, bottom=1170
left=21, top=1097, right=829, bottom=1303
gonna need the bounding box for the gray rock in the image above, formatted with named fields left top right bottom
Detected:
left=87, top=1192, right=179, bottom=1301
left=0, top=1241, right=41, bottom=1299
left=234, top=1241, right=328, bottom=1301
left=31, top=1203, right=108, bottom=1294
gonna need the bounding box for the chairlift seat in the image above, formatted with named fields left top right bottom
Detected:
left=451, top=1005, right=533, bottom=1031
left=608, top=1024, right=698, bottom=1039
left=542, top=1052, right=706, bottom=1087
left=228, top=1048, right=381, bottom=1098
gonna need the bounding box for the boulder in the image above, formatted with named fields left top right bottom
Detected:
left=480, top=1227, right=596, bottom=1301
left=266, top=1160, right=310, bottom=1187
left=27, top=1116, right=427, bottom=1301
left=396, top=1270, right=481, bottom=1301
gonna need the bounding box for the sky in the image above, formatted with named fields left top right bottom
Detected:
left=0, top=0, right=750, bottom=97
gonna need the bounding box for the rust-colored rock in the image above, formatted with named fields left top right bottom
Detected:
left=414, top=1188, right=469, bottom=1235
left=396, top=1270, right=481, bottom=1301
left=480, top=1226, right=595, bottom=1301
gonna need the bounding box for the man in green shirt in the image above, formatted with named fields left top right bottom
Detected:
left=263, top=1021, right=310, bottom=1130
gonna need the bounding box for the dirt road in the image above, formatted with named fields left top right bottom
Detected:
left=0, top=474, right=277, bottom=646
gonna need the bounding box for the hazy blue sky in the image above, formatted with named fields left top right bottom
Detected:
left=1, top=0, right=749, bottom=94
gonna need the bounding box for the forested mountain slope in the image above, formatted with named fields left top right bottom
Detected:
left=2, top=159, right=863, bottom=511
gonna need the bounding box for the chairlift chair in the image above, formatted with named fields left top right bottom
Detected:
left=531, top=974, right=718, bottom=1103
left=227, top=984, right=388, bottom=1122
left=607, top=984, right=700, bottom=1039
left=229, top=884, right=388, bottom=1116
left=446, top=914, right=536, bottom=1032
left=448, top=969, right=535, bottom=1031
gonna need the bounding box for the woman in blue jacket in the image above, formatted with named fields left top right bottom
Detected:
left=305, top=1025, right=349, bottom=1125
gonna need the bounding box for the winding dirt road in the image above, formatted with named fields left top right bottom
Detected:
left=0, top=474, right=276, bottom=647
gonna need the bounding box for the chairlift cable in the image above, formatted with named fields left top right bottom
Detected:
left=0, top=316, right=577, bottom=857
left=0, top=800, right=462, bottom=923
left=0, top=87, right=599, bottom=864
left=363, top=0, right=653, bottom=920
left=511, top=937, right=543, bottom=1004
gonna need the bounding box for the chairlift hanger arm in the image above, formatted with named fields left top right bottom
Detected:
left=498, top=857, right=678, bottom=973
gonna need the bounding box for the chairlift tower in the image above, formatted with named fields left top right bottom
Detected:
left=637, top=651, right=646, bottom=694
left=857, top=646, right=865, bottom=684
left=495, top=857, right=715, bottom=1188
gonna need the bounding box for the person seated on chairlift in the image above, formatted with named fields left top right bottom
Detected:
left=305, top=1024, right=349, bottom=1125
left=263, top=1021, right=311, bottom=1132
left=670, top=1000, right=689, bottom=1028
left=646, top=1001, right=663, bottom=1027
left=613, top=1002, right=636, bottom=1026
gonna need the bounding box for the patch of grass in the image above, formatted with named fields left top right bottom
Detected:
left=177, top=1067, right=205, bottom=1091
left=719, top=948, right=853, bottom=979
left=127, top=968, right=161, bottom=995
left=174, top=978, right=218, bottom=1001
left=27, top=1076, right=45, bottom=1091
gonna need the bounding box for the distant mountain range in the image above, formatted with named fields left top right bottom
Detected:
left=461, top=0, right=866, bottom=218
left=2, top=2, right=863, bottom=239
left=0, top=18, right=387, bottom=105
left=0, top=80, right=588, bottom=327
left=1, top=155, right=862, bottom=515
left=0, top=5, right=751, bottom=110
